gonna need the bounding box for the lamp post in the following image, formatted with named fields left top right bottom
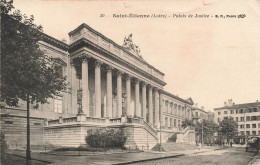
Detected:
left=199, top=119, right=203, bottom=148
left=159, top=120, right=162, bottom=152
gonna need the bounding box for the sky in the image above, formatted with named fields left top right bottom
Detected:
left=13, top=0, right=260, bottom=111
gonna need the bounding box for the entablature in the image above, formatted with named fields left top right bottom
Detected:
left=68, top=23, right=165, bottom=85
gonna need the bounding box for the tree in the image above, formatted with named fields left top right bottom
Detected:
left=219, top=118, right=238, bottom=143
left=195, top=119, right=219, bottom=145
left=182, top=118, right=194, bottom=128
left=1, top=1, right=66, bottom=160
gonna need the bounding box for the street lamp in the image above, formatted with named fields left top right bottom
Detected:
left=199, top=118, right=203, bottom=148
left=159, top=120, right=162, bottom=152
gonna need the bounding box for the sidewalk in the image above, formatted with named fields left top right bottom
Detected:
left=7, top=149, right=183, bottom=165
left=6, top=146, right=227, bottom=165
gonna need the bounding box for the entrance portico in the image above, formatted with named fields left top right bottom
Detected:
left=69, top=24, right=167, bottom=127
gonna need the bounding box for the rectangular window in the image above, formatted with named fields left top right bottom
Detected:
left=240, top=117, right=244, bottom=121
left=165, top=117, right=168, bottom=126
left=34, top=123, right=41, bottom=126
left=230, top=110, right=234, bottom=114
left=5, top=121, right=13, bottom=124
left=195, top=112, right=198, bottom=117
left=240, top=131, right=244, bottom=135
left=218, top=112, right=221, bottom=115
left=236, top=110, right=238, bottom=114
left=258, top=123, right=260, bottom=128
left=251, top=116, right=257, bottom=121
left=170, top=118, right=173, bottom=126
left=174, top=119, right=176, bottom=127
left=218, top=118, right=220, bottom=122
left=246, top=116, right=250, bottom=121
left=246, top=131, right=250, bottom=135
left=54, top=99, right=62, bottom=113
left=246, top=124, right=250, bottom=128
left=240, top=125, right=244, bottom=129
left=240, top=109, right=244, bottom=114
left=258, top=131, right=260, bottom=135
left=236, top=117, right=238, bottom=121
left=224, top=117, right=228, bottom=119
left=252, top=124, right=256, bottom=128
left=224, top=111, right=227, bottom=114
left=252, top=131, right=256, bottom=135
left=252, top=108, right=257, bottom=112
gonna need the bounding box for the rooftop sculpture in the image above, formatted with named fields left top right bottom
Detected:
left=123, top=33, right=143, bottom=59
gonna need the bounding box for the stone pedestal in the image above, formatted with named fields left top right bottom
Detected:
left=77, top=113, right=86, bottom=122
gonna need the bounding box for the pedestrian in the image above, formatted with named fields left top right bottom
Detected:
left=230, top=141, right=232, bottom=147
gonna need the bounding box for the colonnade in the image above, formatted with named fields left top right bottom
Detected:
left=76, top=54, right=162, bottom=125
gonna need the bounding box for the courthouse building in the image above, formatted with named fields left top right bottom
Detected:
left=1, top=23, right=195, bottom=149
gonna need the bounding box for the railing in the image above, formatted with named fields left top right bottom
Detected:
left=130, top=118, right=143, bottom=125
left=63, top=117, right=77, bottom=123
left=143, top=120, right=158, bottom=140
left=48, top=119, right=59, bottom=125
left=86, top=117, right=106, bottom=123
left=109, top=118, right=121, bottom=124
left=183, top=126, right=190, bottom=137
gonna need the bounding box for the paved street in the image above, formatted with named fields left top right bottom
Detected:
left=4, top=145, right=257, bottom=165
left=134, top=146, right=256, bottom=165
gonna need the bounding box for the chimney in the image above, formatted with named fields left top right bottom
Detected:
left=201, top=106, right=204, bottom=110
left=224, top=101, right=227, bottom=106
left=228, top=99, right=233, bottom=106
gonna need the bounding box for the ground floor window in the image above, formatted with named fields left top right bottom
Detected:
left=54, top=99, right=62, bottom=113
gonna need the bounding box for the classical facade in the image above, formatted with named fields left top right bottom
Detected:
left=1, top=23, right=194, bottom=149
left=214, top=99, right=260, bottom=141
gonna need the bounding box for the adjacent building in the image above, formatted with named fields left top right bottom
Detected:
left=214, top=99, right=260, bottom=139
left=192, top=104, right=214, bottom=124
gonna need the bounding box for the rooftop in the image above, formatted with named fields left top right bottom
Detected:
left=214, top=101, right=260, bottom=110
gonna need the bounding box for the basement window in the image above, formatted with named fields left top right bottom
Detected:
left=5, top=121, right=13, bottom=124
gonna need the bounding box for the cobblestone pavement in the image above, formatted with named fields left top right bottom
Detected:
left=134, top=147, right=256, bottom=165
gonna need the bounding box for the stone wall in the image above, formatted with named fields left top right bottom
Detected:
left=0, top=114, right=44, bottom=149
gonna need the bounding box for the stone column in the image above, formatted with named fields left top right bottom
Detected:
left=126, top=74, right=131, bottom=116
left=106, top=66, right=113, bottom=118
left=117, top=70, right=123, bottom=117
left=154, top=88, right=159, bottom=126
left=135, top=79, right=140, bottom=117
left=95, top=60, right=102, bottom=118
left=159, top=91, right=164, bottom=125
left=80, top=54, right=90, bottom=116
left=142, top=82, right=147, bottom=121
left=148, top=85, right=153, bottom=124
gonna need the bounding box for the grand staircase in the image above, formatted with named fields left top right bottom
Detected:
left=124, top=120, right=158, bottom=150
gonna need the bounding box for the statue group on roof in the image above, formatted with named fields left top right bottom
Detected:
left=123, top=33, right=142, bottom=59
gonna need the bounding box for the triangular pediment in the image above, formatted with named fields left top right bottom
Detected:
left=51, top=57, right=67, bottom=66
left=186, top=97, right=194, bottom=105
